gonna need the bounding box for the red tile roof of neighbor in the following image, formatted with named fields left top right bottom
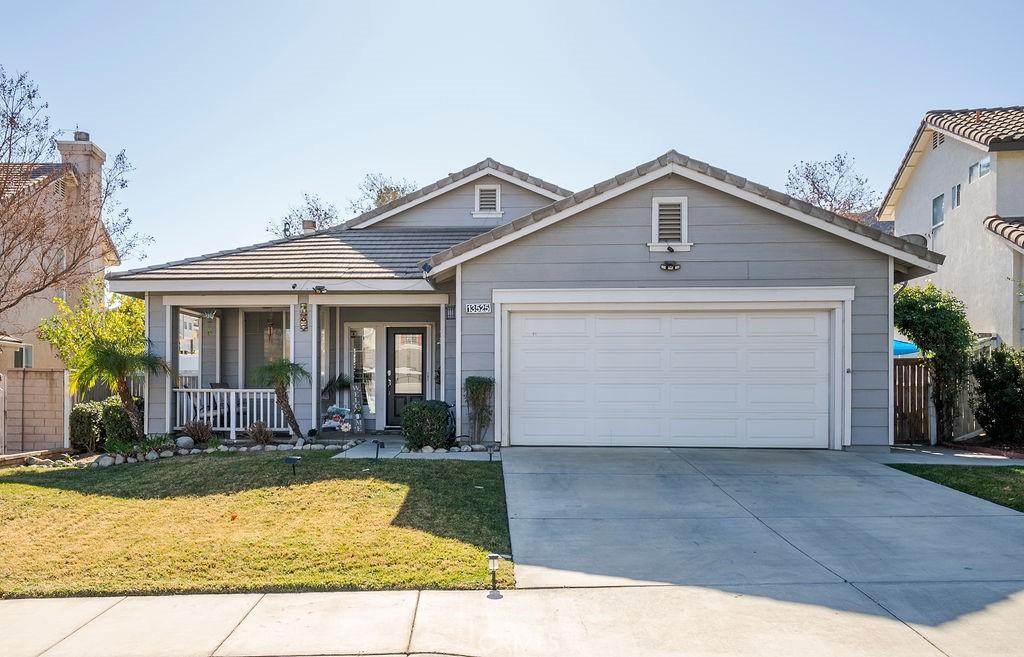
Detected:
left=925, top=107, right=1024, bottom=149
left=984, top=215, right=1024, bottom=251
left=881, top=106, right=1024, bottom=217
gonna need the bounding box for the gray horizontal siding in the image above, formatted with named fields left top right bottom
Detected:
left=377, top=175, right=555, bottom=229
left=458, top=173, right=892, bottom=447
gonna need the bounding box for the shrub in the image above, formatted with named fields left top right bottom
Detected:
left=100, top=395, right=144, bottom=443
left=69, top=401, right=104, bottom=452
left=103, top=437, right=136, bottom=456
left=207, top=435, right=221, bottom=450
left=401, top=400, right=452, bottom=450
left=894, top=284, right=974, bottom=440
left=140, top=434, right=173, bottom=452
left=247, top=421, right=275, bottom=445
left=972, top=346, right=1024, bottom=445
left=182, top=420, right=214, bottom=443
left=464, top=376, right=495, bottom=443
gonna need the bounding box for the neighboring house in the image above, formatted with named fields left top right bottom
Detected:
left=0, top=133, right=120, bottom=453
left=879, top=106, right=1024, bottom=346
left=108, top=151, right=941, bottom=451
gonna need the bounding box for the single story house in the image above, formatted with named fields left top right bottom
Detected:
left=107, top=151, right=943, bottom=450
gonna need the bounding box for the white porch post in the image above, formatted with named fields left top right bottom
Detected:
left=310, top=301, right=319, bottom=432
left=165, top=304, right=173, bottom=434
left=438, top=302, right=446, bottom=402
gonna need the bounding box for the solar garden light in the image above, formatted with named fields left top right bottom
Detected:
left=487, top=553, right=505, bottom=595
left=284, top=455, right=301, bottom=475
left=372, top=439, right=386, bottom=459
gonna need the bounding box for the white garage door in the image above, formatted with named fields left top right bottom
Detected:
left=508, top=310, right=832, bottom=448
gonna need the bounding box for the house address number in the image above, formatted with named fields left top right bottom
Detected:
left=465, top=302, right=492, bottom=314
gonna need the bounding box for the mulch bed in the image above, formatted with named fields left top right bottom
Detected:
left=941, top=441, right=1024, bottom=460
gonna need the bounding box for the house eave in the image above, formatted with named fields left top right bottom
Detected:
left=106, top=277, right=440, bottom=295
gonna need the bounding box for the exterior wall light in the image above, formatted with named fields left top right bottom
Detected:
left=660, top=261, right=681, bottom=272
left=312, top=285, right=328, bottom=294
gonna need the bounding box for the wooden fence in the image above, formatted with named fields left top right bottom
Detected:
left=894, top=358, right=930, bottom=443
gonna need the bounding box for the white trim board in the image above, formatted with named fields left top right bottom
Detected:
left=426, top=162, right=940, bottom=276
left=491, top=286, right=854, bottom=451
left=109, top=279, right=438, bottom=294
left=348, top=167, right=566, bottom=229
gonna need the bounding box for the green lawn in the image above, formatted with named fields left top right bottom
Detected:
left=0, top=451, right=512, bottom=598
left=890, top=464, right=1024, bottom=512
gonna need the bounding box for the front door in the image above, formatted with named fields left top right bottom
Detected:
left=386, top=327, right=426, bottom=426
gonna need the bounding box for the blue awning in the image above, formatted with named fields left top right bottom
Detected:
left=894, top=339, right=919, bottom=356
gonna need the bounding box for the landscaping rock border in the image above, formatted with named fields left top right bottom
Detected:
left=21, top=439, right=367, bottom=470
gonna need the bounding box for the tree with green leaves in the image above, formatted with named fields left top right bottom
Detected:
left=38, top=275, right=145, bottom=371
left=71, top=339, right=169, bottom=438
left=251, top=358, right=311, bottom=439
left=894, top=283, right=974, bottom=441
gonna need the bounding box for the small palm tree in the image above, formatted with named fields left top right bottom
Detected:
left=72, top=338, right=170, bottom=438
left=252, top=358, right=311, bottom=439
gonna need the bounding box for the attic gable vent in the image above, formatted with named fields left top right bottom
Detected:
left=473, top=184, right=502, bottom=217
left=648, top=196, right=692, bottom=252
left=932, top=132, right=945, bottom=149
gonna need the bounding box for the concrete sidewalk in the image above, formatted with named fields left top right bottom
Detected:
left=6, top=583, right=1021, bottom=657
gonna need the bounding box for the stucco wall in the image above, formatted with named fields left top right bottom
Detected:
left=892, top=136, right=1017, bottom=343
left=458, top=173, right=894, bottom=447
left=373, top=175, right=556, bottom=229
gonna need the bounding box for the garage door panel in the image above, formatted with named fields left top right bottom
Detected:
left=671, top=315, right=740, bottom=336
left=669, top=350, right=740, bottom=370
left=595, top=315, right=663, bottom=336
left=746, top=347, right=827, bottom=372
left=510, top=309, right=832, bottom=448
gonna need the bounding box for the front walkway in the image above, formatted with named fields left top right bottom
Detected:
left=6, top=583, right=1021, bottom=657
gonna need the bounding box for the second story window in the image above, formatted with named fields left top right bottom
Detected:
left=951, top=184, right=961, bottom=209
left=969, top=156, right=992, bottom=183
left=473, top=184, right=502, bottom=217
left=932, top=194, right=945, bottom=229
left=14, top=344, right=33, bottom=368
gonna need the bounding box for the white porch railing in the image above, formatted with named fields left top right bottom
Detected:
left=173, top=388, right=289, bottom=439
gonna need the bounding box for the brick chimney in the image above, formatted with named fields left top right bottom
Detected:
left=56, top=131, right=106, bottom=212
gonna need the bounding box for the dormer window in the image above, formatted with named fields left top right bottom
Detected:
left=648, top=197, right=692, bottom=252
left=473, top=184, right=502, bottom=218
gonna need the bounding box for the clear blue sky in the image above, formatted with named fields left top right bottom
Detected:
left=3, top=1, right=1022, bottom=269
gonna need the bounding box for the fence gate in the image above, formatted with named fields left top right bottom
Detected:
left=894, top=358, right=930, bottom=443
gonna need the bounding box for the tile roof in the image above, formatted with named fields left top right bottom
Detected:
left=984, top=215, right=1024, bottom=251
left=339, top=157, right=572, bottom=229
left=424, top=150, right=942, bottom=271
left=0, top=332, right=23, bottom=346
left=107, top=228, right=483, bottom=280
left=0, top=163, right=76, bottom=199
left=925, top=106, right=1024, bottom=149
left=880, top=106, right=1024, bottom=217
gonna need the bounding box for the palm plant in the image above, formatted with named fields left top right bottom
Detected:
left=71, top=338, right=170, bottom=438
left=251, top=358, right=311, bottom=439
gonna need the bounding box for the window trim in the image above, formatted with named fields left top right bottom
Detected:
left=472, top=184, right=503, bottom=218
left=931, top=193, right=945, bottom=230
left=648, top=196, right=692, bottom=252
left=970, top=156, right=992, bottom=183
left=14, top=344, right=33, bottom=368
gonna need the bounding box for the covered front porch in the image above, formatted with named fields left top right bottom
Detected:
left=149, top=293, right=452, bottom=439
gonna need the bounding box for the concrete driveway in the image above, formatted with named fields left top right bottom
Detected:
left=502, top=447, right=1024, bottom=653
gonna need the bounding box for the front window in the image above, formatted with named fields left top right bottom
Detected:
left=951, top=184, right=961, bottom=209
left=932, top=194, right=945, bottom=228
left=350, top=327, right=376, bottom=415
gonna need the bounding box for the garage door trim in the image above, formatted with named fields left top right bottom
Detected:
left=492, top=287, right=854, bottom=450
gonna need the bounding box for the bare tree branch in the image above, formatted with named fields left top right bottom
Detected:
left=785, top=152, right=879, bottom=220
left=266, top=192, right=340, bottom=237
left=0, top=67, right=148, bottom=318
left=346, top=173, right=417, bottom=216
